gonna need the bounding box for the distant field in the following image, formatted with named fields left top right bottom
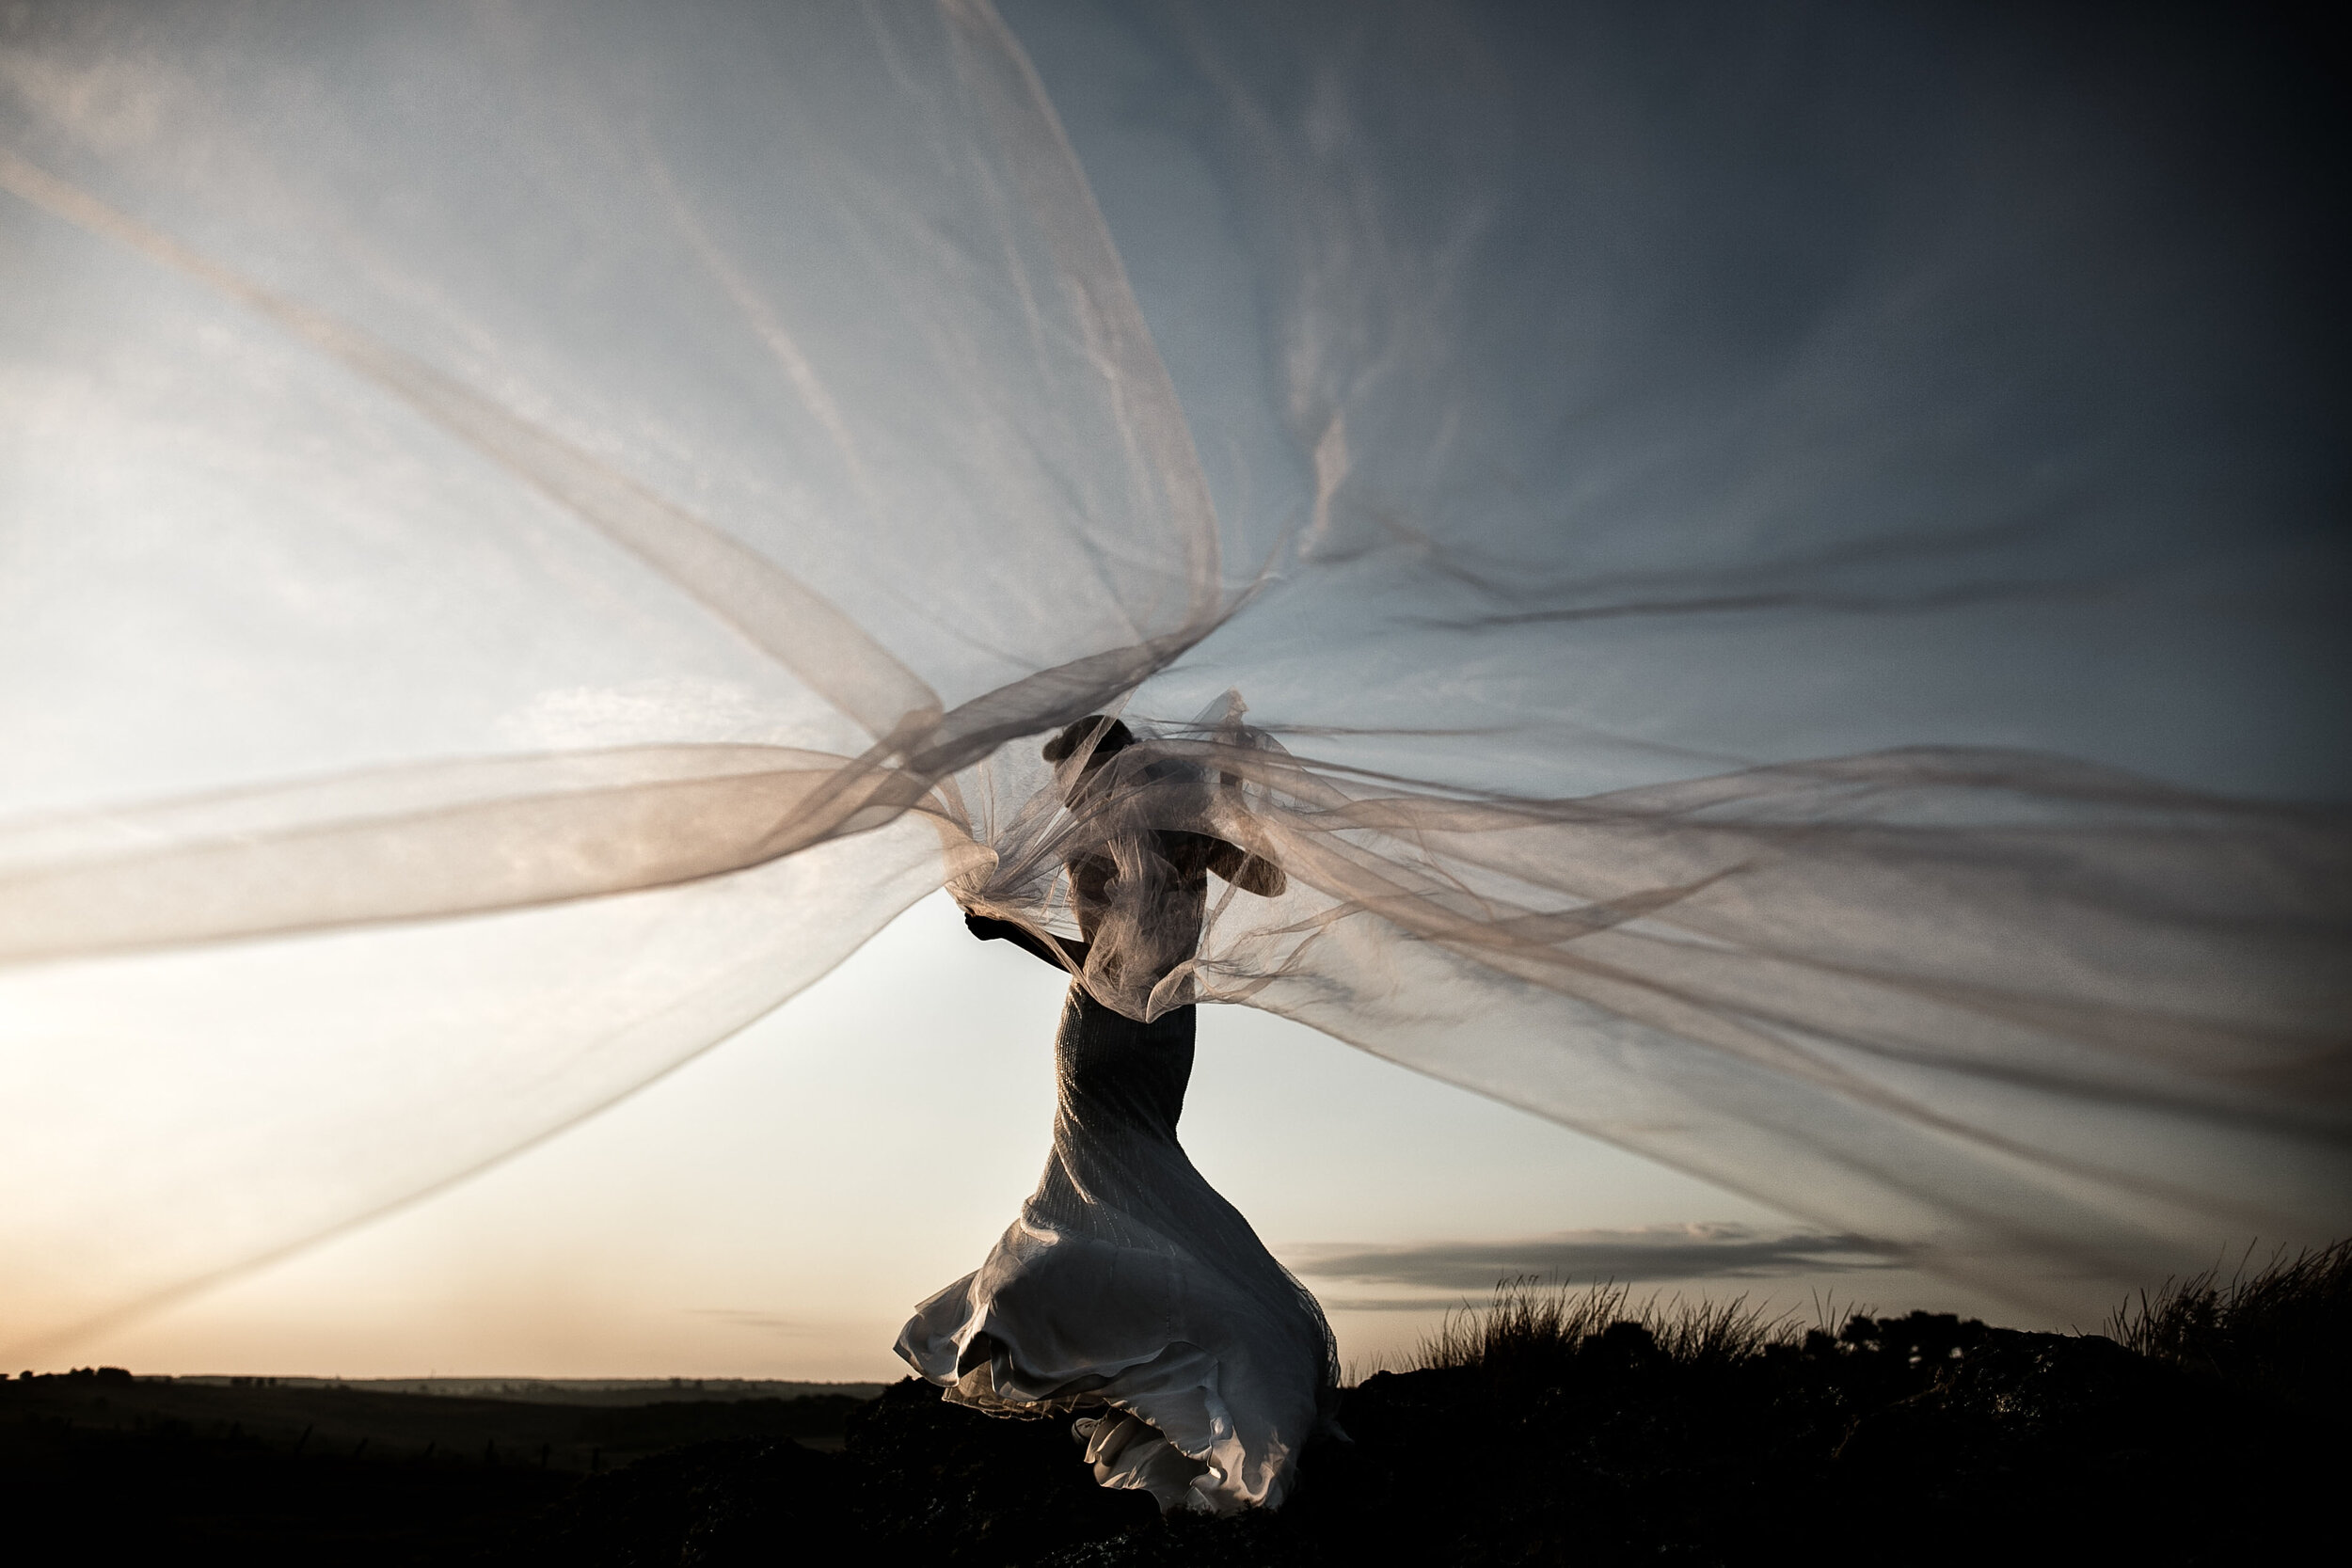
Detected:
left=168, top=1373, right=888, bottom=1410
left=2, top=1369, right=887, bottom=1470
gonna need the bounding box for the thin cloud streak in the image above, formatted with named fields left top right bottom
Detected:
left=1289, top=1225, right=1912, bottom=1291
left=1319, top=1296, right=1499, bottom=1314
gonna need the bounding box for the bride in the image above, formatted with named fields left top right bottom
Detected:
left=896, top=717, right=1338, bottom=1513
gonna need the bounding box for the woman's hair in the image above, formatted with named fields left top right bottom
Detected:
left=1042, top=715, right=1135, bottom=768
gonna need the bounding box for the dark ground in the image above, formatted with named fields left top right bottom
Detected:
left=516, top=1311, right=2344, bottom=1567
left=6, top=1302, right=2343, bottom=1566
left=0, top=1371, right=872, bottom=1563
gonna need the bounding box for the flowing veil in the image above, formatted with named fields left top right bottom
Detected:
left=1, top=0, right=2344, bottom=1356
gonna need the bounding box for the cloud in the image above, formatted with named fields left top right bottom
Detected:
left=1316, top=1295, right=1506, bottom=1314
left=1288, top=1224, right=1910, bottom=1291
left=687, top=1308, right=809, bottom=1336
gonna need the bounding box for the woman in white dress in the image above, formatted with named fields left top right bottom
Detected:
left=896, top=718, right=1339, bottom=1513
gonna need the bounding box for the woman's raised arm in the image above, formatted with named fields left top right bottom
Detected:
left=964, top=911, right=1089, bottom=974
left=1207, top=840, right=1286, bottom=899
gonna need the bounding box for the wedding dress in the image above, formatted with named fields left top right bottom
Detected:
left=897, top=985, right=1335, bottom=1513
left=899, top=721, right=1336, bottom=1513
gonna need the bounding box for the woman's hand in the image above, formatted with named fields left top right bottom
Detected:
left=962, top=909, right=1089, bottom=973
left=964, top=911, right=1017, bottom=943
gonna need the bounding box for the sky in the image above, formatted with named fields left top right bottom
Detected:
left=7, top=0, right=2341, bottom=1381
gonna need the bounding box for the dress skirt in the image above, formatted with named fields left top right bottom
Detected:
left=896, top=985, right=1337, bottom=1513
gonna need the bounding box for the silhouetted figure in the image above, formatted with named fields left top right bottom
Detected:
left=898, top=718, right=1335, bottom=1513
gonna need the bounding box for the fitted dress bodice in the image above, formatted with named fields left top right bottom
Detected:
left=1049, top=988, right=1190, bottom=1149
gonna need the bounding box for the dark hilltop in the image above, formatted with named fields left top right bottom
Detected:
left=6, top=1243, right=2344, bottom=1565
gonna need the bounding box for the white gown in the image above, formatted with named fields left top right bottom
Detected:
left=896, top=984, right=1337, bottom=1513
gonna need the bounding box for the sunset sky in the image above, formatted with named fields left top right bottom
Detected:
left=7, top=0, right=2336, bottom=1383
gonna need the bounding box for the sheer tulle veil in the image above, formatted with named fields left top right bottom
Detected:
left=0, top=0, right=2344, bottom=1354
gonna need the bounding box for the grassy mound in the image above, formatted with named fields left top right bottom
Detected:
left=509, top=1244, right=2351, bottom=1565
left=2109, top=1236, right=2352, bottom=1401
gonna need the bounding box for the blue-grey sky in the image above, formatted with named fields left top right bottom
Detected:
left=12, top=0, right=2344, bottom=1375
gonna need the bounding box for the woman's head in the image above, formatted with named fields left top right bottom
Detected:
left=1042, top=715, right=1134, bottom=770
left=1044, top=717, right=1135, bottom=807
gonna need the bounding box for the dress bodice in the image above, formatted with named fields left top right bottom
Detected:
left=1053, top=988, right=1193, bottom=1148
